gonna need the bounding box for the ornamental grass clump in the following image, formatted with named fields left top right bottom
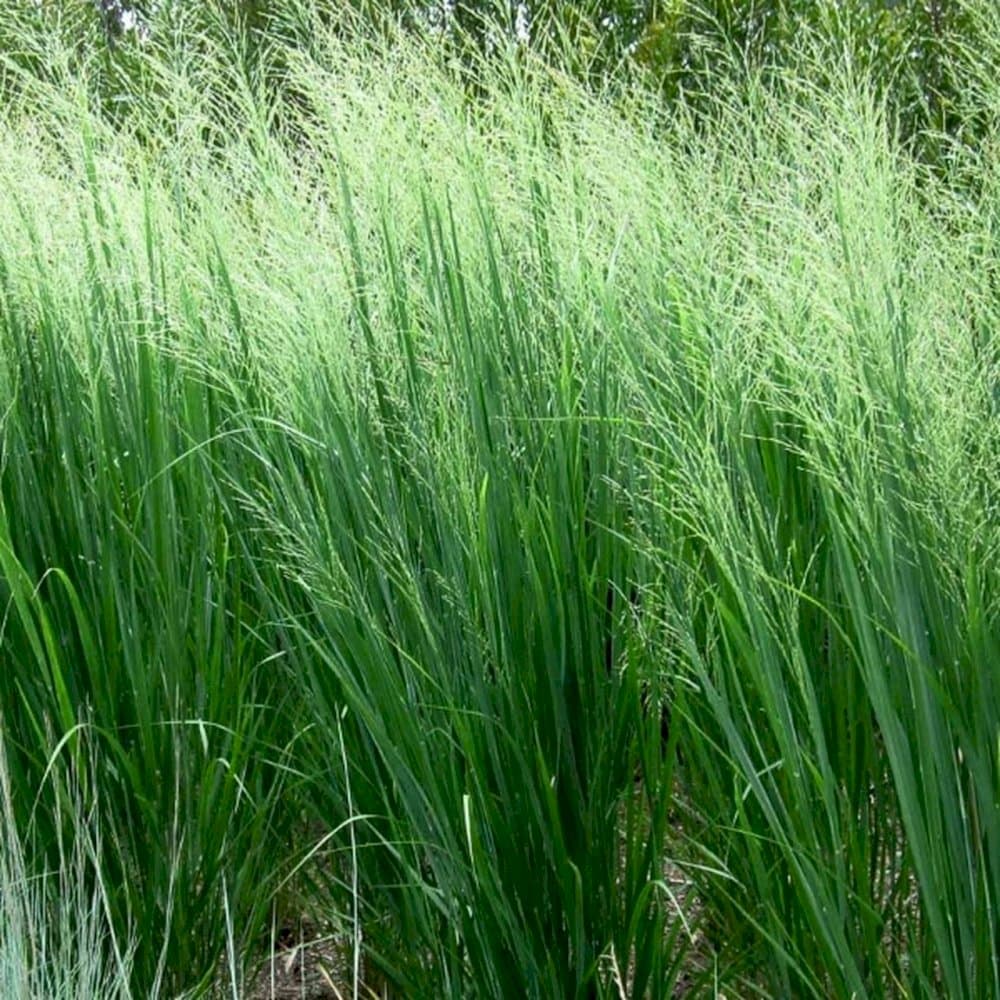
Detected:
left=0, top=4, right=996, bottom=997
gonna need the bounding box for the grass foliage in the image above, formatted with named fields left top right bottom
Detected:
left=0, top=3, right=997, bottom=997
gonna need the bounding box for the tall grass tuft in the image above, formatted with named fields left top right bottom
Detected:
left=0, top=732, right=134, bottom=1000
left=0, top=6, right=996, bottom=997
